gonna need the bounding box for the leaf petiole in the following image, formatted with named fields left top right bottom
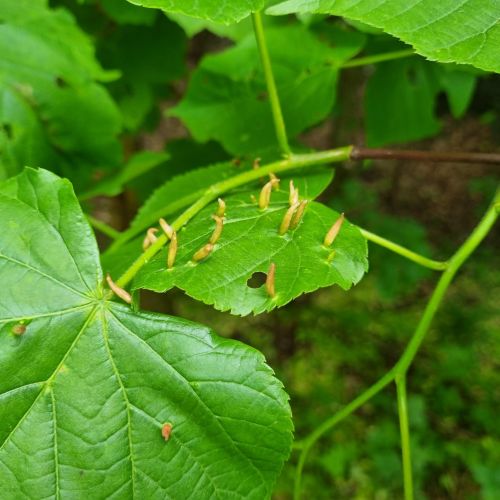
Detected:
left=359, top=228, right=448, bottom=271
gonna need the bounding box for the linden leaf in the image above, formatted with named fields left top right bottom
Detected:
left=134, top=181, right=368, bottom=315
left=0, top=168, right=292, bottom=498
left=268, top=0, right=500, bottom=73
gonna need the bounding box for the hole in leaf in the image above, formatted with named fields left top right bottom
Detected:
left=2, top=123, right=12, bottom=139
left=257, top=91, right=268, bottom=101
left=55, top=76, right=68, bottom=88
left=247, top=272, right=267, bottom=289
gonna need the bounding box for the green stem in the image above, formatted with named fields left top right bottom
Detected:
left=252, top=11, right=291, bottom=155
left=113, top=148, right=353, bottom=289
left=359, top=228, right=448, bottom=271
left=86, top=215, right=121, bottom=240
left=105, top=149, right=353, bottom=255
left=395, top=188, right=499, bottom=375
left=105, top=143, right=486, bottom=261
left=342, top=49, right=415, bottom=68
left=293, top=187, right=499, bottom=500
left=396, top=374, right=414, bottom=500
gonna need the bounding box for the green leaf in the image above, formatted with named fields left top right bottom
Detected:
left=365, top=57, right=479, bottom=146
left=0, top=0, right=122, bottom=186
left=125, top=0, right=264, bottom=24
left=365, top=58, right=441, bottom=146
left=101, top=0, right=158, bottom=25
left=172, top=24, right=360, bottom=155
left=267, top=0, right=500, bottom=73
left=311, top=20, right=366, bottom=62
left=166, top=12, right=255, bottom=40
left=134, top=176, right=368, bottom=315
left=166, top=6, right=288, bottom=41
left=0, top=168, right=293, bottom=497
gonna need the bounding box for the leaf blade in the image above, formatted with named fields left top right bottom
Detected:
left=134, top=186, right=368, bottom=315
left=0, top=168, right=293, bottom=498
left=268, top=0, right=500, bottom=73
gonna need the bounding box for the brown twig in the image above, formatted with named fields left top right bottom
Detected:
left=350, top=147, right=500, bottom=165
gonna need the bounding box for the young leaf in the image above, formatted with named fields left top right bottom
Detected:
left=0, top=1, right=122, bottom=187
left=0, top=168, right=293, bottom=496
left=126, top=0, right=264, bottom=24
left=134, top=184, right=368, bottom=315
left=268, top=0, right=500, bottom=73
left=172, top=24, right=356, bottom=155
